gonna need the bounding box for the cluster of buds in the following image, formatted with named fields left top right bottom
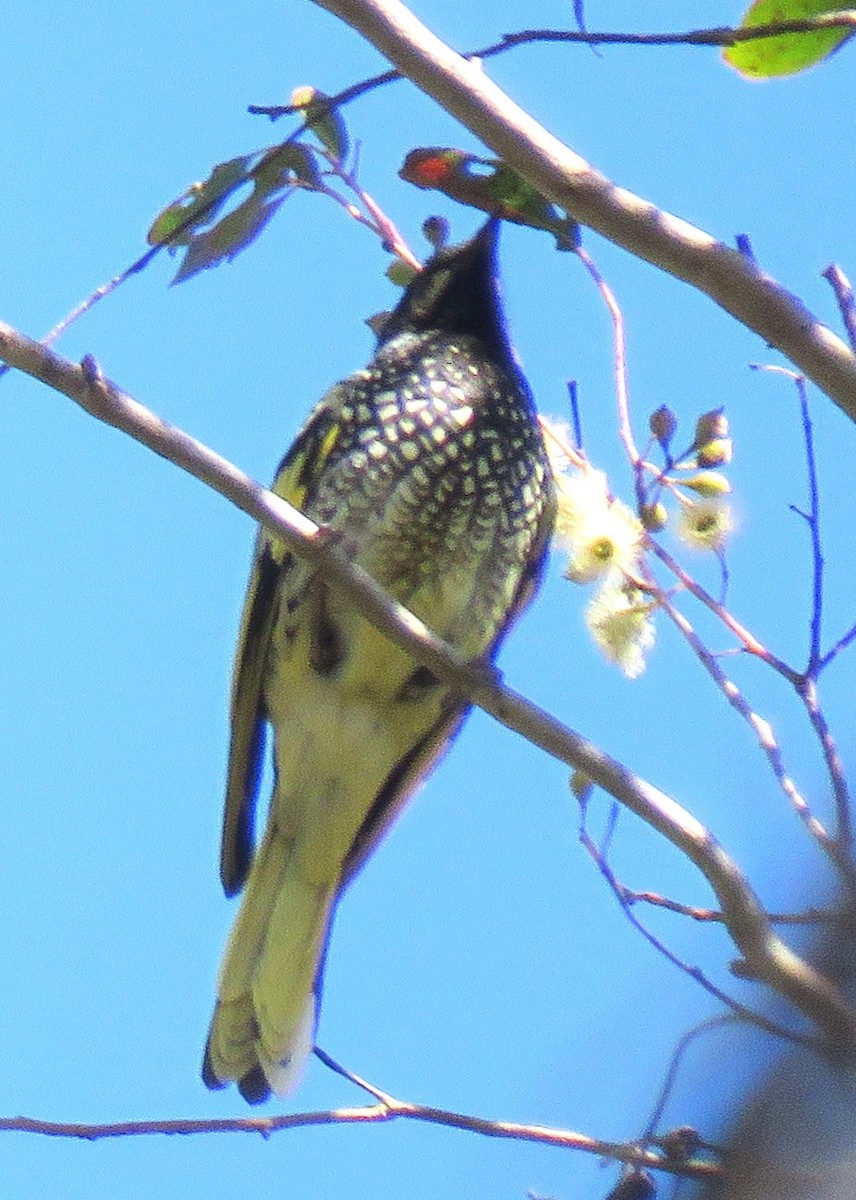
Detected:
left=545, top=404, right=737, bottom=680
left=644, top=406, right=734, bottom=552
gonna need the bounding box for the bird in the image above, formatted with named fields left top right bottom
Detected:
left=201, top=218, right=556, bottom=1103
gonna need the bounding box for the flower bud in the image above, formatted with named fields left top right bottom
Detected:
left=422, top=214, right=449, bottom=250
left=696, top=437, right=733, bottom=467
left=386, top=260, right=418, bottom=287
left=570, top=770, right=593, bottom=803
left=683, top=471, right=732, bottom=497
left=650, top=405, right=677, bottom=446
left=639, top=501, right=668, bottom=532
left=695, top=408, right=728, bottom=445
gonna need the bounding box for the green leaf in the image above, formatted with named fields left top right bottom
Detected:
left=291, top=86, right=349, bottom=161
left=156, top=140, right=326, bottom=282
left=171, top=194, right=286, bottom=284
left=385, top=260, right=418, bottom=287
left=725, top=1, right=853, bottom=78
left=254, top=143, right=322, bottom=196
left=147, top=155, right=254, bottom=247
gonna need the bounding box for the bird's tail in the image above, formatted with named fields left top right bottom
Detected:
left=202, top=823, right=336, bottom=1103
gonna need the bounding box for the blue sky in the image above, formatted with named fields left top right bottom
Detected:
left=2, top=2, right=855, bottom=1197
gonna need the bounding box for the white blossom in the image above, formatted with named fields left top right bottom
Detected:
left=678, top=499, right=733, bottom=552
left=586, top=583, right=656, bottom=679
left=554, top=467, right=644, bottom=584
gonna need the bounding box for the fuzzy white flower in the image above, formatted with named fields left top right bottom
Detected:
left=540, top=417, right=577, bottom=477
left=554, top=467, right=644, bottom=584
left=678, top=499, right=733, bottom=552
left=586, top=583, right=656, bottom=679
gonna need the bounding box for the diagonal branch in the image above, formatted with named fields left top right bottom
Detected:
left=310, top=0, right=856, bottom=423
left=2, top=318, right=855, bottom=1056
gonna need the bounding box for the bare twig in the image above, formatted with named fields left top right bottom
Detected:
left=493, top=16, right=856, bottom=54
left=819, top=621, right=856, bottom=672
left=0, top=1105, right=719, bottom=1178
left=648, top=541, right=792, bottom=673
left=250, top=16, right=856, bottom=118
left=579, top=805, right=808, bottom=1047
left=573, top=245, right=645, bottom=512
left=656, top=592, right=850, bottom=878
left=823, top=263, right=856, bottom=353
left=2, top=320, right=854, bottom=1054
left=801, top=676, right=854, bottom=864
left=795, top=376, right=825, bottom=673
left=751, top=364, right=854, bottom=861
left=642, top=1016, right=734, bottom=1146
left=315, top=146, right=421, bottom=268
left=791, top=376, right=853, bottom=855
left=625, top=891, right=836, bottom=927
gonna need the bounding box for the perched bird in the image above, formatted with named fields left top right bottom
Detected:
left=202, top=219, right=556, bottom=1103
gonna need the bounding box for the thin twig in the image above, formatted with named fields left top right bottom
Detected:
left=316, top=146, right=421, bottom=268
left=796, top=375, right=824, bottom=673
left=750, top=364, right=854, bottom=863
left=573, top=245, right=645, bottom=511
left=800, top=676, right=854, bottom=865
left=649, top=541, right=794, bottom=676
left=792, top=376, right=853, bottom=856
left=642, top=1016, right=734, bottom=1146
left=249, top=16, right=856, bottom=118
left=579, top=805, right=809, bottom=1047
left=313, top=1046, right=394, bottom=1103
left=656, top=591, right=850, bottom=880
left=819, top=620, right=856, bottom=671
left=494, top=17, right=856, bottom=54
left=625, top=891, right=836, bottom=927
left=823, top=263, right=856, bottom=353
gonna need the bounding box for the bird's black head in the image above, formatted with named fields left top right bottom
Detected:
left=377, top=219, right=515, bottom=370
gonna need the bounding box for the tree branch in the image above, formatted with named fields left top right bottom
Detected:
left=493, top=14, right=856, bottom=53
left=2, top=318, right=855, bottom=1056
left=252, top=16, right=856, bottom=117
left=0, top=1106, right=719, bottom=1178
left=310, top=0, right=856, bottom=422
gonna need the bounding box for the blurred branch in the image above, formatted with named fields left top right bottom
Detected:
left=2, top=319, right=856, bottom=1058
left=642, top=1017, right=734, bottom=1152
left=310, top=0, right=856, bottom=422
left=625, top=892, right=837, bottom=927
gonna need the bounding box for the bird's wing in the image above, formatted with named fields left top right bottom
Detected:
left=339, top=700, right=469, bottom=888
left=341, top=491, right=555, bottom=889
left=220, top=401, right=344, bottom=896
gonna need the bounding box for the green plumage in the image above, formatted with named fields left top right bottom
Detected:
left=203, top=220, right=556, bottom=1103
